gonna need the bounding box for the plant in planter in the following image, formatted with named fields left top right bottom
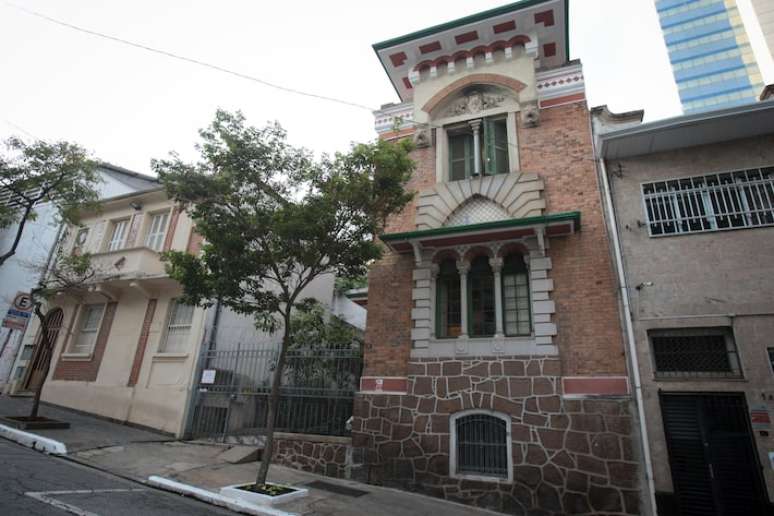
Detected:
left=220, top=482, right=309, bottom=506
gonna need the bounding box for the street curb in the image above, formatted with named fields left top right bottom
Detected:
left=0, top=424, right=67, bottom=455
left=147, top=476, right=296, bottom=516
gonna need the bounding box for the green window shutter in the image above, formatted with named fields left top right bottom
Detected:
left=493, top=119, right=509, bottom=175
left=449, top=133, right=474, bottom=181
left=483, top=118, right=496, bottom=175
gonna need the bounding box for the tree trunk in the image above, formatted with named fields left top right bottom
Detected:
left=255, top=310, right=292, bottom=486
left=29, top=304, right=52, bottom=419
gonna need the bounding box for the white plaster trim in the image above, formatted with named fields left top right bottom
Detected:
left=147, top=476, right=293, bottom=516
left=449, top=409, right=513, bottom=484
left=0, top=424, right=68, bottom=454
left=411, top=337, right=557, bottom=358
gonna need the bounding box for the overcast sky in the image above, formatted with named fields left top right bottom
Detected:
left=0, top=1, right=770, bottom=175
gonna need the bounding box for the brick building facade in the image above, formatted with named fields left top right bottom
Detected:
left=352, top=1, right=642, bottom=514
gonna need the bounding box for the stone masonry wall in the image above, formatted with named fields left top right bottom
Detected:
left=352, top=356, right=640, bottom=515
left=272, top=435, right=352, bottom=479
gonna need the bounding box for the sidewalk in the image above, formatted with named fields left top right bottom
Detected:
left=0, top=396, right=498, bottom=516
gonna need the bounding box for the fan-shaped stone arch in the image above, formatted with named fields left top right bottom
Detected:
left=415, top=173, right=545, bottom=230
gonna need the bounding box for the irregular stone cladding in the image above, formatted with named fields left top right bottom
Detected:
left=351, top=356, right=639, bottom=515
left=272, top=436, right=351, bottom=479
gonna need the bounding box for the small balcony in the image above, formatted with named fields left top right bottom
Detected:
left=88, top=246, right=167, bottom=282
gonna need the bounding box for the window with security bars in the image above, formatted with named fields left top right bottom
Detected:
left=68, top=304, right=105, bottom=354
left=650, top=328, right=741, bottom=378
left=454, top=413, right=509, bottom=479
left=159, top=300, right=195, bottom=353
left=642, top=167, right=774, bottom=236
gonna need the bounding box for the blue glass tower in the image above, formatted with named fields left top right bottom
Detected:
left=656, top=0, right=764, bottom=113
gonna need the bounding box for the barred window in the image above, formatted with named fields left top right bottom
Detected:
left=159, top=300, right=195, bottom=353
left=650, top=328, right=741, bottom=378
left=451, top=411, right=511, bottom=480
left=642, top=167, right=774, bottom=236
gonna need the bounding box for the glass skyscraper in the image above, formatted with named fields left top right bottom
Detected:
left=656, top=0, right=765, bottom=114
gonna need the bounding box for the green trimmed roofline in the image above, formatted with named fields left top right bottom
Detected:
left=380, top=211, right=581, bottom=241
left=373, top=0, right=570, bottom=57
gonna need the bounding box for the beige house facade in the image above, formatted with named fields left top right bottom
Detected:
left=19, top=188, right=206, bottom=436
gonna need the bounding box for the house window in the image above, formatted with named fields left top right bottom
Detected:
left=650, top=328, right=741, bottom=378
left=642, top=167, right=774, bottom=236
left=107, top=219, right=129, bottom=251
left=768, top=348, right=774, bottom=374
left=451, top=411, right=511, bottom=480
left=145, top=211, right=169, bottom=251
left=436, top=259, right=461, bottom=338
left=468, top=255, right=495, bottom=337
left=68, top=304, right=105, bottom=354
left=159, top=300, right=195, bottom=353
left=502, top=254, right=530, bottom=336
left=72, top=228, right=89, bottom=256
left=447, top=117, right=509, bottom=181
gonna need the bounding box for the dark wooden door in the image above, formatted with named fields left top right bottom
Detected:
left=661, top=393, right=769, bottom=516
left=22, top=308, right=63, bottom=392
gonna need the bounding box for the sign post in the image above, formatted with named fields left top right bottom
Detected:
left=2, top=292, right=34, bottom=332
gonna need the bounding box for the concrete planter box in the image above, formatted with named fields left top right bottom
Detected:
left=220, top=483, right=308, bottom=506
left=0, top=416, right=70, bottom=430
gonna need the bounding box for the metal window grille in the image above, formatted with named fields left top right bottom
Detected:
left=455, top=414, right=508, bottom=478
left=642, top=167, right=774, bottom=236
left=160, top=300, right=194, bottom=353
left=651, top=328, right=741, bottom=378
left=70, top=304, right=105, bottom=354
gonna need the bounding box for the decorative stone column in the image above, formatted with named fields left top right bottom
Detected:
left=469, top=120, right=482, bottom=177
left=456, top=260, right=470, bottom=339
left=490, top=257, right=504, bottom=338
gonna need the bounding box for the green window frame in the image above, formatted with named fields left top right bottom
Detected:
left=448, top=132, right=474, bottom=181
left=468, top=255, right=496, bottom=337
left=502, top=255, right=531, bottom=336
left=436, top=259, right=462, bottom=338
left=447, top=116, right=509, bottom=182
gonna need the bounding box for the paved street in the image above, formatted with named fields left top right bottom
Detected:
left=0, top=439, right=236, bottom=516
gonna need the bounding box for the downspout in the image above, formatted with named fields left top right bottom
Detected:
left=597, top=153, right=657, bottom=515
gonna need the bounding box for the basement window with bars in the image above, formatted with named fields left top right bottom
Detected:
left=451, top=411, right=511, bottom=481
left=642, top=167, right=774, bottom=236
left=650, top=328, right=742, bottom=379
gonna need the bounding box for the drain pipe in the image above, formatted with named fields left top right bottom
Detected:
left=597, top=154, right=657, bottom=515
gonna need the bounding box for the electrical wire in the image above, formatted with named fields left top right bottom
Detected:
left=1, top=1, right=376, bottom=112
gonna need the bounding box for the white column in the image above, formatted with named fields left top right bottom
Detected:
left=457, top=260, right=470, bottom=339
left=490, top=257, right=504, bottom=338
left=469, top=120, right=482, bottom=177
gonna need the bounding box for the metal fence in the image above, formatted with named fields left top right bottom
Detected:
left=188, top=342, right=362, bottom=439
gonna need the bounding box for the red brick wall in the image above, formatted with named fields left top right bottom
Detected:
left=53, top=302, right=118, bottom=382
left=127, top=299, right=157, bottom=386
left=518, top=102, right=625, bottom=376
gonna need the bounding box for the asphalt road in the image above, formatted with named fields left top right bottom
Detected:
left=0, top=438, right=236, bottom=515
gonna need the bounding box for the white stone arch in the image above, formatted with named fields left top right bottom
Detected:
left=415, top=172, right=546, bottom=230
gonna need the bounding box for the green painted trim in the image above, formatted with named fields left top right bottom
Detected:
left=372, top=0, right=572, bottom=101
left=373, top=0, right=560, bottom=50
left=380, top=211, right=581, bottom=242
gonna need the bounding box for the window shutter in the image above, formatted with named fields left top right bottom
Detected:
left=483, top=118, right=496, bottom=175
left=493, top=119, right=509, bottom=174
left=449, top=133, right=473, bottom=181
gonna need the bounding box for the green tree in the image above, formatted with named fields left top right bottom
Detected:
left=0, top=137, right=100, bottom=268
left=154, top=109, right=414, bottom=486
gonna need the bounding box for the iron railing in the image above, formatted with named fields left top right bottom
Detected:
left=189, top=342, right=362, bottom=439
left=642, top=167, right=774, bottom=236
left=455, top=414, right=509, bottom=478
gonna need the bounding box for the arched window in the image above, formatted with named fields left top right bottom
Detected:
left=502, top=254, right=531, bottom=336
left=436, top=259, right=461, bottom=338
left=451, top=410, right=512, bottom=480
left=468, top=255, right=495, bottom=337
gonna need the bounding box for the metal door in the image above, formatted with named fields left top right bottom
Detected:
left=22, top=308, right=64, bottom=392
left=661, top=393, right=770, bottom=516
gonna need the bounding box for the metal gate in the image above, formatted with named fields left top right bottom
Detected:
left=661, top=392, right=770, bottom=516
left=22, top=308, right=64, bottom=392
left=188, top=342, right=362, bottom=439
